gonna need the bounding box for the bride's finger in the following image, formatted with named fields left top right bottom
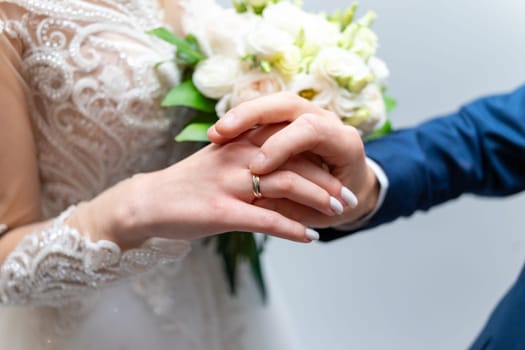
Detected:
left=254, top=198, right=337, bottom=228
left=225, top=201, right=319, bottom=243
left=257, top=170, right=344, bottom=216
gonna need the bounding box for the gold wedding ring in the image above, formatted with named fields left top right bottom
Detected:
left=252, top=175, right=263, bottom=199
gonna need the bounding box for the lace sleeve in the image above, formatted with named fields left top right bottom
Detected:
left=0, top=206, right=191, bottom=307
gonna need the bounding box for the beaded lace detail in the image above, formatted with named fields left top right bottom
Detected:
left=0, top=2, right=295, bottom=349
left=0, top=0, right=200, bottom=309
left=1, top=0, right=186, bottom=219
left=0, top=206, right=191, bottom=306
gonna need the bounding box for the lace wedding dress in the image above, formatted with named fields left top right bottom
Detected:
left=0, top=1, right=299, bottom=349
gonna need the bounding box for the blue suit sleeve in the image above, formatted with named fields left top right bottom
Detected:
left=319, top=85, right=525, bottom=241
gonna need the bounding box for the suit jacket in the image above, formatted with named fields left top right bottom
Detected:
left=319, top=85, right=525, bottom=349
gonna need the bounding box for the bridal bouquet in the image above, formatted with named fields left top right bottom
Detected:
left=149, top=0, right=395, bottom=301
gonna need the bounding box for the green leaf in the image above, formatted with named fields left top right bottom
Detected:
left=246, top=234, right=267, bottom=303
left=207, top=232, right=268, bottom=303
left=191, top=112, right=219, bottom=124
left=384, top=95, right=397, bottom=113
left=162, top=80, right=216, bottom=112
left=174, top=110, right=218, bottom=142
left=175, top=122, right=213, bottom=142
left=365, top=119, right=393, bottom=141
left=185, top=34, right=203, bottom=53
left=221, top=249, right=238, bottom=295
left=233, top=0, right=248, bottom=13
left=147, top=27, right=205, bottom=65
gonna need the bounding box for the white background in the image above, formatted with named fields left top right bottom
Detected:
left=219, top=0, right=525, bottom=349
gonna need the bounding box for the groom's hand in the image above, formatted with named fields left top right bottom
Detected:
left=208, top=92, right=381, bottom=227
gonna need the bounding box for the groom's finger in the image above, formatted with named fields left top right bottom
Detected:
left=249, top=114, right=363, bottom=174
left=208, top=92, right=331, bottom=144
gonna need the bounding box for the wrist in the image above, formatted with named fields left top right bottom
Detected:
left=335, top=158, right=382, bottom=230
left=67, top=175, right=150, bottom=250
left=355, top=163, right=380, bottom=220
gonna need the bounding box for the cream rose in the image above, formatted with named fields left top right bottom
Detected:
left=193, top=56, right=241, bottom=99
left=310, top=47, right=372, bottom=90
left=230, top=71, right=285, bottom=106
left=214, top=72, right=284, bottom=116
left=332, top=84, right=386, bottom=135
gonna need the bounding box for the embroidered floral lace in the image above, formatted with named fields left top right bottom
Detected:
left=0, top=2, right=297, bottom=349
left=0, top=206, right=191, bottom=306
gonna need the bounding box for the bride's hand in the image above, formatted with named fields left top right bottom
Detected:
left=207, top=92, right=380, bottom=228
left=69, top=140, right=348, bottom=248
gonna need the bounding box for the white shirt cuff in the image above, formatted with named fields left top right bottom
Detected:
left=334, top=157, right=389, bottom=231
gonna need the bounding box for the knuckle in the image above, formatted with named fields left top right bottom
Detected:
left=345, top=125, right=361, bottom=139
left=343, top=125, right=364, bottom=150
left=277, top=171, right=296, bottom=192
left=297, top=114, right=320, bottom=136
left=279, top=91, right=302, bottom=109
left=325, top=110, right=341, bottom=122
left=279, top=91, right=298, bottom=101
left=259, top=213, right=280, bottom=232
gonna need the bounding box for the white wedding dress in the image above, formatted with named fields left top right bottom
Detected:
left=0, top=1, right=299, bottom=349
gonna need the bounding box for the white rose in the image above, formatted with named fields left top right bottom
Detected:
left=332, top=84, right=386, bottom=135
left=274, top=45, right=302, bottom=77
left=350, top=26, right=378, bottom=60
left=310, top=47, right=372, bottom=90
left=245, top=19, right=295, bottom=59
left=262, top=2, right=306, bottom=37
left=340, top=23, right=378, bottom=60
left=193, top=56, right=240, bottom=99
left=287, top=73, right=338, bottom=109
left=230, top=71, right=285, bottom=108
left=302, top=14, right=340, bottom=48
left=368, top=56, right=390, bottom=87
left=181, top=0, right=224, bottom=56
left=206, top=10, right=256, bottom=57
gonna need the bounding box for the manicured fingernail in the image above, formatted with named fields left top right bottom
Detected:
left=330, top=196, right=344, bottom=215
left=306, top=228, right=320, bottom=241
left=207, top=125, right=217, bottom=136
left=220, top=113, right=236, bottom=128
left=252, top=152, right=267, bottom=168
left=341, top=187, right=358, bottom=208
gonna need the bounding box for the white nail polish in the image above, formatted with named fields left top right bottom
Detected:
left=306, top=228, right=320, bottom=241
left=330, top=197, right=344, bottom=215
left=341, top=187, right=358, bottom=208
